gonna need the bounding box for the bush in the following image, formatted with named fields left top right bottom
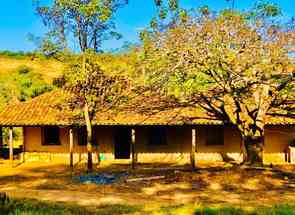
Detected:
left=0, top=51, right=38, bottom=59
left=17, top=66, right=32, bottom=75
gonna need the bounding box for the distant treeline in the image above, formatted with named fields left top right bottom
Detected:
left=0, top=50, right=51, bottom=60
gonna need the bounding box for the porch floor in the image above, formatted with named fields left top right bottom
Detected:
left=0, top=160, right=295, bottom=209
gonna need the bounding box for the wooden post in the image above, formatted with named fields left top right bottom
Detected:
left=9, top=127, right=13, bottom=166
left=191, top=128, right=196, bottom=169
left=22, top=127, right=26, bottom=163
left=69, top=128, right=74, bottom=169
left=0, top=127, right=3, bottom=148
left=131, top=128, right=136, bottom=169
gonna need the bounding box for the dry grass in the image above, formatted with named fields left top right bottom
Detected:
left=0, top=56, right=64, bottom=81
left=0, top=161, right=295, bottom=210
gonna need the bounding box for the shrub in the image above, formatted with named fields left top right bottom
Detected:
left=17, top=65, right=31, bottom=74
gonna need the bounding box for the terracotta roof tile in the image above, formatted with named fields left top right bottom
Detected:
left=0, top=90, right=294, bottom=126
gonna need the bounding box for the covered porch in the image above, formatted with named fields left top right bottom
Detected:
left=2, top=123, right=295, bottom=167
left=1, top=125, right=200, bottom=169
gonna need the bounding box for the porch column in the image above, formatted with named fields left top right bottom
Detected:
left=22, top=127, right=26, bottom=163
left=131, top=128, right=136, bottom=169
left=69, top=128, right=74, bottom=168
left=9, top=127, right=13, bottom=166
left=0, top=127, right=3, bottom=148
left=191, top=128, right=196, bottom=169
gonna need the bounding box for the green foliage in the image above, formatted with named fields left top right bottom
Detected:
left=194, top=205, right=295, bottom=215
left=168, top=0, right=178, bottom=11
left=254, top=1, right=282, bottom=17
left=0, top=65, right=54, bottom=107
left=27, top=33, right=69, bottom=59
left=138, top=2, right=294, bottom=164
left=62, top=51, right=130, bottom=122
left=198, top=5, right=210, bottom=16
left=0, top=197, right=140, bottom=215
left=33, top=0, right=128, bottom=53
left=1, top=198, right=295, bottom=215
left=0, top=51, right=35, bottom=59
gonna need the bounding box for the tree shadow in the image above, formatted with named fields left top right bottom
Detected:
left=0, top=162, right=295, bottom=207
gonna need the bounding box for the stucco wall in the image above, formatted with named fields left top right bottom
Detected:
left=23, top=126, right=192, bottom=163
left=23, top=125, right=295, bottom=164
left=135, top=127, right=191, bottom=163
left=24, top=127, right=114, bottom=162
left=195, top=126, right=243, bottom=163
left=23, top=126, right=243, bottom=163
left=264, top=126, right=295, bottom=164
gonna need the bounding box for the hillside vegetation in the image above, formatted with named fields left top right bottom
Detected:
left=0, top=53, right=65, bottom=110
left=0, top=55, right=65, bottom=81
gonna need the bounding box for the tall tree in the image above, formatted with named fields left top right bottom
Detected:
left=33, top=0, right=127, bottom=53
left=63, top=52, right=130, bottom=171
left=138, top=8, right=295, bottom=166
left=33, top=0, right=128, bottom=170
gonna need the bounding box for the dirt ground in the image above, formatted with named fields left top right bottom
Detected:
left=0, top=160, right=295, bottom=209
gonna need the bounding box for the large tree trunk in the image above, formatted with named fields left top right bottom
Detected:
left=243, top=135, right=264, bottom=166
left=81, top=52, right=93, bottom=172
left=84, top=102, right=93, bottom=172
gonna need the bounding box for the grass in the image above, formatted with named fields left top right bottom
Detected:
left=1, top=198, right=295, bottom=215
left=0, top=55, right=64, bottom=81
left=193, top=205, right=295, bottom=215
left=1, top=198, right=141, bottom=215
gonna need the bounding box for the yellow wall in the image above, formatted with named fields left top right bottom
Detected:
left=23, top=125, right=295, bottom=164
left=24, top=126, right=192, bottom=163
left=135, top=127, right=191, bottom=163
left=264, top=126, right=295, bottom=164
left=196, top=126, right=243, bottom=163
left=25, top=127, right=68, bottom=153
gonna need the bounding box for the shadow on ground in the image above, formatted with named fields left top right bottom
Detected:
left=0, top=161, right=295, bottom=208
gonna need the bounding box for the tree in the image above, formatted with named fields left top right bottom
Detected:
left=33, top=0, right=128, bottom=170
left=33, top=0, right=127, bottom=53
left=138, top=9, right=295, bottom=166
left=63, top=51, right=130, bottom=171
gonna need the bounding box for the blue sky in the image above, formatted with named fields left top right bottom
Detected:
left=0, top=0, right=294, bottom=52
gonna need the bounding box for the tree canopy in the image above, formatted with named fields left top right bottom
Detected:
left=33, top=0, right=128, bottom=55
left=137, top=7, right=295, bottom=165
left=61, top=51, right=130, bottom=170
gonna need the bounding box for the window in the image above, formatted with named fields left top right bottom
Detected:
left=205, top=126, right=224, bottom=146
left=42, top=126, right=60, bottom=145
left=148, top=127, right=167, bottom=145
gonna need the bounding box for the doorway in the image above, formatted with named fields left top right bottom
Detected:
left=114, top=127, right=131, bottom=159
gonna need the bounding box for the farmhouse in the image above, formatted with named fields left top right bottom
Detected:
left=0, top=90, right=294, bottom=166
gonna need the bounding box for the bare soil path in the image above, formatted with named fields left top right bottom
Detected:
left=0, top=161, right=295, bottom=208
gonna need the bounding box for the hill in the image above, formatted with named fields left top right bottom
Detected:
left=0, top=51, right=137, bottom=110
left=0, top=54, right=65, bottom=110
left=0, top=55, right=65, bottom=82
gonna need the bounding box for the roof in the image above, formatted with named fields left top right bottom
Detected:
left=0, top=91, right=72, bottom=126
left=0, top=90, right=294, bottom=126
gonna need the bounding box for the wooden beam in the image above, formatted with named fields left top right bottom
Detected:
left=131, top=128, right=136, bottom=169
left=9, top=127, right=13, bottom=166
left=69, top=128, right=74, bottom=169
left=191, top=128, right=196, bottom=169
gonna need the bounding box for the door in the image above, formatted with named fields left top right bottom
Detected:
left=114, top=127, right=131, bottom=159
